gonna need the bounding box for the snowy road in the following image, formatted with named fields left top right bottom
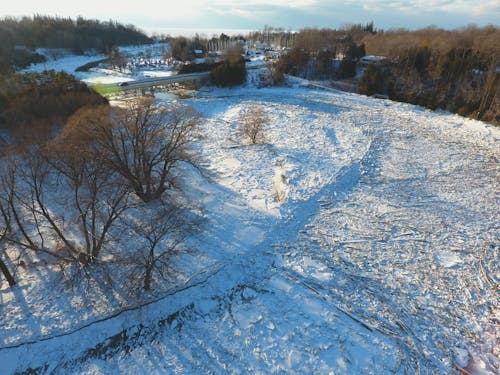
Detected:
left=1, top=82, right=498, bottom=374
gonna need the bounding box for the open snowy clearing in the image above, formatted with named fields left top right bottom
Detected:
left=0, top=77, right=498, bottom=374
left=24, top=44, right=173, bottom=85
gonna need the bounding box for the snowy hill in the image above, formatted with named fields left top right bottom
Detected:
left=1, top=78, right=498, bottom=374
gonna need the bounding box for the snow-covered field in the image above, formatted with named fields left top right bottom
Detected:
left=1, top=69, right=498, bottom=374
left=23, top=44, right=172, bottom=85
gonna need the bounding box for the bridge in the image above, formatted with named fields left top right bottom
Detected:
left=93, top=71, right=211, bottom=96
left=91, top=64, right=266, bottom=97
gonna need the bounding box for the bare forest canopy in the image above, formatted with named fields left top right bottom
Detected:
left=360, top=26, right=500, bottom=124
left=0, top=15, right=152, bottom=72
left=243, top=24, right=499, bottom=59
left=262, top=24, right=499, bottom=125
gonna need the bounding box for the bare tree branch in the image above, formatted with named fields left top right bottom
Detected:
left=239, top=105, right=268, bottom=145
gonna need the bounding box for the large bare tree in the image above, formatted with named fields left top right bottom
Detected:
left=67, top=97, right=201, bottom=202
left=1, top=133, right=133, bottom=265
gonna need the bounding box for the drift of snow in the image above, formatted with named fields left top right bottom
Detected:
left=0, top=69, right=498, bottom=374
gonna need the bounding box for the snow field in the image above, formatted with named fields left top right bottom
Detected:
left=64, top=87, right=498, bottom=374
left=1, top=73, right=498, bottom=374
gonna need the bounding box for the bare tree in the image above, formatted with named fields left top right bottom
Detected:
left=75, top=97, right=201, bottom=202
left=0, top=97, right=202, bottom=292
left=1, top=152, right=66, bottom=261
left=239, top=105, right=268, bottom=145
left=1, top=133, right=133, bottom=265
left=108, top=45, right=127, bottom=72
left=0, top=191, right=16, bottom=287
left=47, top=144, right=133, bottom=263
left=126, top=200, right=194, bottom=291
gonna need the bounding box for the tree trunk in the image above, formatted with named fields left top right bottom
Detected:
left=144, top=267, right=152, bottom=290
left=0, top=257, right=16, bottom=287
left=144, top=263, right=153, bottom=291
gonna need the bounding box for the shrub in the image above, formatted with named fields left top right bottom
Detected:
left=359, top=63, right=385, bottom=96
left=239, top=105, right=268, bottom=144
left=210, top=56, right=246, bottom=87
left=337, top=59, right=357, bottom=79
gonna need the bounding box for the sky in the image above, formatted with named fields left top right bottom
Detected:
left=2, top=0, right=499, bottom=34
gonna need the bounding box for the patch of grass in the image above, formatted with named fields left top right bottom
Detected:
left=92, top=82, right=121, bottom=97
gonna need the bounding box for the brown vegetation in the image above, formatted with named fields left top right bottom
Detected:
left=0, top=70, right=108, bottom=148
left=274, top=24, right=371, bottom=80
left=360, top=25, right=500, bottom=124
left=210, top=46, right=247, bottom=87
left=66, top=97, right=201, bottom=202
left=270, top=23, right=499, bottom=124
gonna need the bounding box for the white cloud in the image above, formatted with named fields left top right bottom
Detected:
left=356, top=0, right=499, bottom=15
left=1, top=0, right=498, bottom=29
left=206, top=0, right=317, bottom=7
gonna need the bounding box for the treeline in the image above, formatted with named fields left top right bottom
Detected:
left=360, top=26, right=500, bottom=124
left=168, top=35, right=207, bottom=61
left=273, top=24, right=499, bottom=124
left=0, top=70, right=107, bottom=147
left=168, top=33, right=247, bottom=61
left=0, top=15, right=152, bottom=72
left=273, top=23, right=374, bottom=81
left=247, top=26, right=297, bottom=49
left=166, top=27, right=297, bottom=62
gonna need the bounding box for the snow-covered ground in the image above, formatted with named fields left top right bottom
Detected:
left=23, top=44, right=173, bottom=85
left=0, top=69, right=498, bottom=374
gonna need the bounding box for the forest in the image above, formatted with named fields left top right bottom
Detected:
left=269, top=24, right=499, bottom=125
left=0, top=70, right=107, bottom=150
left=360, top=26, right=500, bottom=124
left=0, top=15, right=151, bottom=73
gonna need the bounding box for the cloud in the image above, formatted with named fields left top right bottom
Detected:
left=351, top=0, right=499, bottom=16
left=0, top=0, right=498, bottom=30
left=206, top=0, right=318, bottom=7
